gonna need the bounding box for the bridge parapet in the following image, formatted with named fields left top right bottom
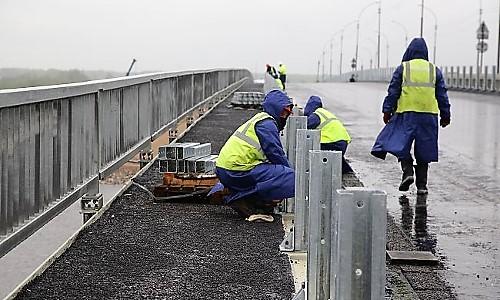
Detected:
left=0, top=68, right=251, bottom=257
left=330, top=66, right=499, bottom=93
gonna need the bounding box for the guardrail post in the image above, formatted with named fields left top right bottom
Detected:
left=331, top=188, right=387, bottom=300
left=493, top=66, right=497, bottom=92
left=284, top=116, right=307, bottom=213
left=280, top=129, right=320, bottom=252
left=307, top=150, right=342, bottom=300
left=462, top=66, right=467, bottom=89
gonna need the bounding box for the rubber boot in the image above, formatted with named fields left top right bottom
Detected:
left=415, top=164, right=429, bottom=195
left=398, top=160, right=415, bottom=191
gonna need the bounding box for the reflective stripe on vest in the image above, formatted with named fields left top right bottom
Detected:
left=216, top=112, right=274, bottom=171
left=313, top=108, right=351, bottom=144
left=396, top=59, right=439, bottom=114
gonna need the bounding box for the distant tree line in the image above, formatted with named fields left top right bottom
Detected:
left=0, top=68, right=120, bottom=90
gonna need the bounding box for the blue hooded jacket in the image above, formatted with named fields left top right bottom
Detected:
left=304, top=95, right=322, bottom=129
left=382, top=38, right=451, bottom=118
left=255, top=89, right=293, bottom=167
left=371, top=38, right=451, bottom=163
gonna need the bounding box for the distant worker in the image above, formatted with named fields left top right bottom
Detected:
left=266, top=64, right=284, bottom=90
left=278, top=62, right=287, bottom=90
left=349, top=74, right=356, bottom=82
left=215, top=90, right=294, bottom=222
left=304, top=96, right=353, bottom=174
left=371, top=38, right=451, bottom=194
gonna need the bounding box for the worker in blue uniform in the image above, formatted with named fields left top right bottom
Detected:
left=304, top=95, right=353, bottom=174
left=371, top=38, right=451, bottom=194
left=214, top=90, right=294, bottom=222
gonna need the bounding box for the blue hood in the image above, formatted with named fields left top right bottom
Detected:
left=262, top=89, right=293, bottom=121
left=402, top=38, right=429, bottom=62
left=304, top=96, right=322, bottom=116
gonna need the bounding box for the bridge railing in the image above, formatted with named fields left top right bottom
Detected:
left=331, top=65, right=499, bottom=93
left=0, top=69, right=251, bottom=257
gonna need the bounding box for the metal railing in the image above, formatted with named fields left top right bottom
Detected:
left=0, top=69, right=251, bottom=257
left=331, top=66, right=499, bottom=93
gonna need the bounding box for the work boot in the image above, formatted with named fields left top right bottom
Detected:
left=398, top=160, right=414, bottom=191
left=229, top=199, right=255, bottom=218
left=415, top=164, right=429, bottom=195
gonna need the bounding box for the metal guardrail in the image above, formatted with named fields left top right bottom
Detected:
left=331, top=65, right=499, bottom=93
left=0, top=68, right=251, bottom=257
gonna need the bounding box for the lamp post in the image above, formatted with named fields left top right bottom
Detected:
left=377, top=31, right=390, bottom=68
left=391, top=20, right=408, bottom=48
left=420, top=5, right=438, bottom=64
left=355, top=1, right=381, bottom=71
left=420, top=0, right=425, bottom=37
left=339, top=20, right=357, bottom=75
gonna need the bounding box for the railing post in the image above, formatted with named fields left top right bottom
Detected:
left=280, top=129, right=320, bottom=252
left=493, top=66, right=497, bottom=92
left=484, top=66, right=489, bottom=91
left=307, top=150, right=342, bottom=300
left=462, top=66, right=467, bottom=89
left=282, top=116, right=307, bottom=213
left=469, top=66, right=474, bottom=89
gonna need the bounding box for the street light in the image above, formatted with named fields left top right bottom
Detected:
left=377, top=31, right=390, bottom=68
left=355, top=1, right=381, bottom=71
left=420, top=0, right=425, bottom=37
left=419, top=4, right=438, bottom=64
left=339, top=20, right=357, bottom=75
left=391, top=20, right=408, bottom=48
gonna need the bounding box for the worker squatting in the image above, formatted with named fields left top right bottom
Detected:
left=211, top=38, right=451, bottom=223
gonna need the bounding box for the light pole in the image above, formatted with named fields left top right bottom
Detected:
left=355, top=1, right=381, bottom=71
left=322, top=50, right=326, bottom=81
left=420, top=5, right=438, bottom=64
left=497, top=0, right=499, bottom=73
left=339, top=20, right=357, bottom=75
left=420, top=0, right=424, bottom=37
left=392, top=20, right=408, bottom=48
left=377, top=31, right=390, bottom=68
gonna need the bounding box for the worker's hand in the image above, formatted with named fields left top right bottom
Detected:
left=440, top=117, right=450, bottom=128
left=383, top=112, right=392, bottom=124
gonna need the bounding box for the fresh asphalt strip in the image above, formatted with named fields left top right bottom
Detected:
left=14, top=97, right=455, bottom=299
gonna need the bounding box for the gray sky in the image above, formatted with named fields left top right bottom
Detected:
left=1, top=0, right=498, bottom=74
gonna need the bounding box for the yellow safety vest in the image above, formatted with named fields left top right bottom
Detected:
left=276, top=78, right=284, bottom=90
left=313, top=108, right=351, bottom=144
left=216, top=112, right=274, bottom=171
left=397, top=59, right=439, bottom=114
left=279, top=64, right=287, bottom=75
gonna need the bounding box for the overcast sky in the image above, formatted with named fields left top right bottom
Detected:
left=1, top=0, right=498, bottom=74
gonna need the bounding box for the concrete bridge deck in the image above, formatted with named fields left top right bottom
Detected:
left=3, top=82, right=499, bottom=299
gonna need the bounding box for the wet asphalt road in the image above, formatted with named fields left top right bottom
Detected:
left=287, top=82, right=500, bottom=299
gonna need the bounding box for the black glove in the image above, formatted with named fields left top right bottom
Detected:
left=440, top=117, right=450, bottom=128
left=383, top=112, right=392, bottom=124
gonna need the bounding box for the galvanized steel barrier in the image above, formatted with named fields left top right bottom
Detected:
left=0, top=69, right=251, bottom=257
left=330, top=66, right=499, bottom=93
left=282, top=138, right=388, bottom=299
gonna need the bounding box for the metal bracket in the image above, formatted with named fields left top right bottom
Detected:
left=279, top=227, right=295, bottom=252
left=292, top=286, right=306, bottom=300
left=139, top=149, right=153, bottom=168
left=186, top=115, right=195, bottom=127
left=80, top=193, right=103, bottom=223
left=168, top=129, right=178, bottom=143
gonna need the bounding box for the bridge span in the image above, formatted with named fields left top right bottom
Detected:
left=1, top=78, right=499, bottom=299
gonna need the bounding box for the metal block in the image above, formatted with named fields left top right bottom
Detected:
left=195, top=155, right=218, bottom=174
left=386, top=250, right=438, bottom=265
left=158, top=159, right=177, bottom=173
left=332, top=188, right=387, bottom=300
left=192, top=143, right=211, bottom=157
left=176, top=142, right=200, bottom=159
left=159, top=143, right=180, bottom=160
left=307, top=150, right=342, bottom=300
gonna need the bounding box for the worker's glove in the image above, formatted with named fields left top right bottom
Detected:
left=383, top=112, right=392, bottom=124
left=440, top=117, right=450, bottom=128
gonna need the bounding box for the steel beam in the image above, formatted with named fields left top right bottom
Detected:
left=331, top=188, right=387, bottom=300
left=307, top=150, right=342, bottom=300
left=280, top=129, right=320, bottom=252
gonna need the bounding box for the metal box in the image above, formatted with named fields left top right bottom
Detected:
left=195, top=155, right=218, bottom=174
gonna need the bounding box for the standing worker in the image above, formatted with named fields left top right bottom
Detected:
left=371, top=38, right=451, bottom=195
left=214, top=90, right=295, bottom=222
left=278, top=62, right=287, bottom=90
left=266, top=64, right=284, bottom=90
left=304, top=95, right=353, bottom=174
